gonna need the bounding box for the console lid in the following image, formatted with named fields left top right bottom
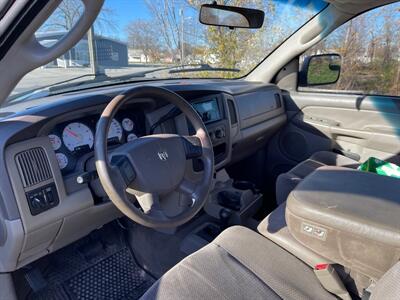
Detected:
left=286, top=166, right=400, bottom=280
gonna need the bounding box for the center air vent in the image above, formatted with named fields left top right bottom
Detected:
left=15, top=147, right=52, bottom=188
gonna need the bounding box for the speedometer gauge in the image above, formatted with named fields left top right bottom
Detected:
left=62, top=122, right=94, bottom=152
left=108, top=119, right=123, bottom=141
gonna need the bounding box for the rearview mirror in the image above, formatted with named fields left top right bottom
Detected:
left=200, top=3, right=264, bottom=29
left=300, top=54, right=341, bottom=86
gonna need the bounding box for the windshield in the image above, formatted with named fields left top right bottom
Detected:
left=9, top=0, right=326, bottom=102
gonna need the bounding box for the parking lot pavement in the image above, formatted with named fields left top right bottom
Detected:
left=11, top=65, right=162, bottom=96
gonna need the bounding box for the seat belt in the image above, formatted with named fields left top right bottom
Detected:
left=314, top=263, right=352, bottom=300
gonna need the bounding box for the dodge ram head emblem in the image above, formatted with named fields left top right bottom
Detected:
left=157, top=151, right=169, bottom=161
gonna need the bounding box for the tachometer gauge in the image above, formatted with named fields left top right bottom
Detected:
left=127, top=133, right=138, bottom=142
left=48, top=134, right=62, bottom=150
left=122, top=118, right=134, bottom=132
left=62, top=122, right=94, bottom=152
left=56, top=153, right=68, bottom=170
left=108, top=119, right=123, bottom=141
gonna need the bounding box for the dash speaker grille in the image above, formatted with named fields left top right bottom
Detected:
left=280, top=131, right=308, bottom=161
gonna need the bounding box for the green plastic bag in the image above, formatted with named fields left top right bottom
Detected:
left=358, top=157, right=400, bottom=179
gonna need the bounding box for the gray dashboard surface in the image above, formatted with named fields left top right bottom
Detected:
left=1, top=79, right=276, bottom=119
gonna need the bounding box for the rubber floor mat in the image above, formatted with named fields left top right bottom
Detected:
left=23, top=224, right=155, bottom=300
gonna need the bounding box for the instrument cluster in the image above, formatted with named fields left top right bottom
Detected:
left=48, top=111, right=146, bottom=174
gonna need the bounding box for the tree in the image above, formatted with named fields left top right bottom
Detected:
left=37, top=0, right=119, bottom=70
left=126, top=20, right=161, bottom=62
left=42, top=0, right=117, bottom=34
left=42, top=0, right=82, bottom=31
left=186, top=0, right=272, bottom=76
left=144, top=0, right=182, bottom=61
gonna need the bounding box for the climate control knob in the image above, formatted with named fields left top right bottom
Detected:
left=210, top=131, right=215, bottom=141
left=31, top=197, right=43, bottom=209
left=215, top=128, right=225, bottom=139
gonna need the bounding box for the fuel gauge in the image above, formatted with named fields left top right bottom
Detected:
left=127, top=133, right=138, bottom=142
left=56, top=153, right=68, bottom=170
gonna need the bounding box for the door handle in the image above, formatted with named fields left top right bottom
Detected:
left=333, top=148, right=361, bottom=162
left=304, top=115, right=339, bottom=127
left=330, top=126, right=369, bottom=139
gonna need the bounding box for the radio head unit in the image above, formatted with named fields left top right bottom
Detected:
left=192, top=98, right=221, bottom=124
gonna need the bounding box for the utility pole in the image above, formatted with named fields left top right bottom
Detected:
left=87, top=26, right=101, bottom=76
left=180, top=8, right=184, bottom=66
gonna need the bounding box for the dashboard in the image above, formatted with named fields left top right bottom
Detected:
left=0, top=79, right=286, bottom=272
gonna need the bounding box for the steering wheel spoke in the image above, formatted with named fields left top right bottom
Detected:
left=181, top=135, right=203, bottom=159
left=107, top=165, right=128, bottom=192
left=109, top=155, right=136, bottom=187
left=177, top=178, right=200, bottom=207
left=135, top=193, right=168, bottom=220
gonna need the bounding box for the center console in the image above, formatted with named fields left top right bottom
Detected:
left=204, top=170, right=263, bottom=227
left=179, top=170, right=263, bottom=257
left=259, top=166, right=400, bottom=297
left=285, top=166, right=400, bottom=280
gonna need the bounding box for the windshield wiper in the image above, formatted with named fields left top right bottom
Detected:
left=101, top=64, right=241, bottom=82
left=6, top=73, right=105, bottom=104
left=168, top=64, right=240, bottom=74
left=139, top=63, right=240, bottom=75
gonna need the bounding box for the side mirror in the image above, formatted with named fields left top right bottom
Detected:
left=199, top=3, right=264, bottom=29
left=299, top=54, right=341, bottom=86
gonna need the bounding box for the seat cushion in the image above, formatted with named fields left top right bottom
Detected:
left=370, top=262, right=400, bottom=300
left=276, top=151, right=359, bottom=205
left=141, top=226, right=337, bottom=300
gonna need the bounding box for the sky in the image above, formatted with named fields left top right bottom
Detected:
left=97, top=0, right=327, bottom=42
left=104, top=0, right=152, bottom=29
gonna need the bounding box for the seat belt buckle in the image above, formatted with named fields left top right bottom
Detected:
left=314, top=263, right=352, bottom=300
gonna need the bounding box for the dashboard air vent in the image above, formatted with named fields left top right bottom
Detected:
left=15, top=147, right=52, bottom=188
left=227, top=99, right=238, bottom=125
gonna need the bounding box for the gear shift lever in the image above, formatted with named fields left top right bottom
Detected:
left=219, top=208, right=232, bottom=229
left=217, top=191, right=241, bottom=211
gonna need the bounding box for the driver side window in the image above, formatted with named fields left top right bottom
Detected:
left=299, top=2, right=400, bottom=97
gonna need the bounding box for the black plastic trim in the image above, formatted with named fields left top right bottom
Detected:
left=0, top=0, right=50, bottom=60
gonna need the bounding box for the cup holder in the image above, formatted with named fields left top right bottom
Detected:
left=233, top=181, right=257, bottom=192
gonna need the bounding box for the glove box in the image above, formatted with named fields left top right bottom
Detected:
left=286, top=166, right=400, bottom=280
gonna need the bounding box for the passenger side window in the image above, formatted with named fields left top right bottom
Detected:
left=299, top=2, right=400, bottom=97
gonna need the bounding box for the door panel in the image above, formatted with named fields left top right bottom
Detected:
left=300, top=106, right=400, bottom=157
left=274, top=91, right=400, bottom=165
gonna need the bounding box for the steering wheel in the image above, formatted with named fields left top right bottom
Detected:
left=95, top=86, right=214, bottom=228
